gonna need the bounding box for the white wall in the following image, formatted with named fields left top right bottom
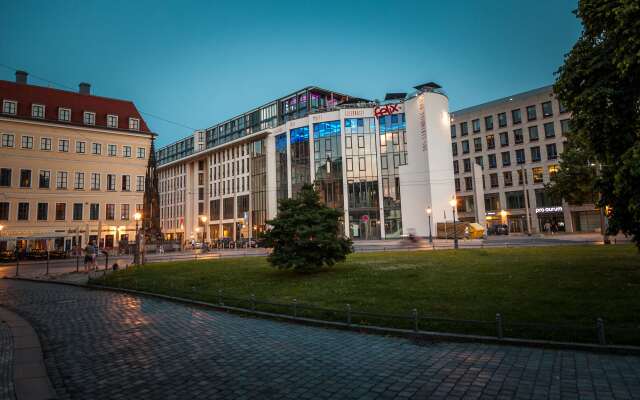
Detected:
left=400, top=92, right=455, bottom=236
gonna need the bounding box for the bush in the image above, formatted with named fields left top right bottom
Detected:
left=263, top=184, right=352, bottom=271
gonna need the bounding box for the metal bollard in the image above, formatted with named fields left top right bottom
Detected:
left=412, top=309, right=419, bottom=332
left=496, top=313, right=504, bottom=339
left=250, top=294, right=256, bottom=311
left=346, top=304, right=352, bottom=326
left=293, top=299, right=298, bottom=317
left=218, top=289, right=224, bottom=306
left=596, top=318, right=606, bottom=345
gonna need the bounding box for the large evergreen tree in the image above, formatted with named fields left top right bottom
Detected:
left=263, top=184, right=352, bottom=271
left=551, top=0, right=640, bottom=248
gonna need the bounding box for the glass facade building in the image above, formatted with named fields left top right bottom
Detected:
left=157, top=84, right=456, bottom=242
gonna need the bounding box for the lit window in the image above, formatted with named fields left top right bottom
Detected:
left=58, top=108, right=71, bottom=122
left=2, top=100, right=17, bottom=115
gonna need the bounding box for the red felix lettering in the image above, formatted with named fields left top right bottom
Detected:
left=373, top=104, right=400, bottom=118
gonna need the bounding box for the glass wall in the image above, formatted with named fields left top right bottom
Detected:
left=378, top=113, right=406, bottom=238
left=290, top=126, right=310, bottom=197
left=157, top=137, right=194, bottom=165
left=313, top=121, right=343, bottom=211
left=250, top=139, right=267, bottom=235
left=344, top=118, right=380, bottom=239
left=275, top=134, right=288, bottom=202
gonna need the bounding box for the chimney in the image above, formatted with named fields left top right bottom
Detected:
left=79, top=82, right=91, bottom=95
left=15, top=70, right=28, bottom=84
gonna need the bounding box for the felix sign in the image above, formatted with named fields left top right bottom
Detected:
left=373, top=104, right=401, bottom=118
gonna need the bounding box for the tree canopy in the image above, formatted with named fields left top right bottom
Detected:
left=263, top=184, right=353, bottom=271
left=551, top=0, right=640, bottom=248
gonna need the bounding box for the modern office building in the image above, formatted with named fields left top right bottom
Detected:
left=0, top=71, right=155, bottom=251
left=450, top=85, right=599, bottom=233
left=157, top=83, right=455, bottom=243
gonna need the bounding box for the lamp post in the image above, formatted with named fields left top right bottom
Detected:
left=134, top=212, right=142, bottom=265
left=449, top=198, right=459, bottom=249
left=425, top=207, right=433, bottom=244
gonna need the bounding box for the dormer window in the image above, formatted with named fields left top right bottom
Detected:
left=128, top=117, right=140, bottom=131
left=32, top=104, right=45, bottom=119
left=2, top=100, right=17, bottom=115
left=106, top=114, right=118, bottom=128
left=58, top=107, right=71, bottom=122
left=83, top=111, right=96, bottom=125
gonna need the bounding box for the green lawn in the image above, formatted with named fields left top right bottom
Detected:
left=93, top=245, right=640, bottom=345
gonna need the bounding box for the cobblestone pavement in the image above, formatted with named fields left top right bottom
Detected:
left=1, top=280, right=639, bottom=400
left=0, top=320, right=15, bottom=400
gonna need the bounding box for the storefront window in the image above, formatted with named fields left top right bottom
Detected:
left=290, top=126, right=310, bottom=197
left=313, top=121, right=343, bottom=211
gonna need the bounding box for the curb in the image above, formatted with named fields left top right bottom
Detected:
left=6, top=276, right=640, bottom=356
left=0, top=306, right=57, bottom=400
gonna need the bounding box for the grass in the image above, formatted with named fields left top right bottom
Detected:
left=93, top=245, right=640, bottom=345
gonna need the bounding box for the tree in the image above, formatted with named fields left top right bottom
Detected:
left=263, top=184, right=353, bottom=271
left=551, top=0, right=640, bottom=248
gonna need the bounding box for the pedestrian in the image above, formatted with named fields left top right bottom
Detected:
left=91, top=241, right=98, bottom=269
left=84, top=243, right=92, bottom=271
left=544, top=221, right=551, bottom=233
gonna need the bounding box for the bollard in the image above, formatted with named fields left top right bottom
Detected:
left=293, top=299, right=298, bottom=318
left=496, top=313, right=504, bottom=339
left=76, top=254, right=79, bottom=273
left=596, top=318, right=606, bottom=345
left=250, top=294, right=256, bottom=311
left=46, top=251, right=50, bottom=275
left=346, top=304, right=352, bottom=326
left=15, top=253, right=20, bottom=277
left=218, top=289, right=224, bottom=306
left=412, top=309, right=419, bottom=332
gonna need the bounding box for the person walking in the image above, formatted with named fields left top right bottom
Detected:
left=84, top=243, right=92, bottom=271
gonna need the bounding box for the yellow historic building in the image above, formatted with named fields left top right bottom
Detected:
left=0, top=71, right=155, bottom=252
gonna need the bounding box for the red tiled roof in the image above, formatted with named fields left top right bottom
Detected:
left=0, top=80, right=153, bottom=134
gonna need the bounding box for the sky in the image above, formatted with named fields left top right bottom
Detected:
left=1, top=0, right=582, bottom=147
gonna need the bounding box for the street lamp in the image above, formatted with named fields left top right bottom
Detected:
left=449, top=198, right=459, bottom=249
left=134, top=212, right=142, bottom=264
left=425, top=207, right=433, bottom=244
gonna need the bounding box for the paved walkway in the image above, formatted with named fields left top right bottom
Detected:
left=0, top=320, right=15, bottom=400
left=1, top=280, right=639, bottom=400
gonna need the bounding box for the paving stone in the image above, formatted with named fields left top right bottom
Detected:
left=1, top=279, right=640, bottom=399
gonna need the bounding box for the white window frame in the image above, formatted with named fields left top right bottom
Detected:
left=107, top=144, right=117, bottom=157
left=74, top=172, right=85, bottom=190
left=83, top=111, right=96, bottom=126
left=56, top=171, right=68, bottom=190
left=1, top=133, right=15, bottom=147
left=31, top=104, right=45, bottom=119
left=91, top=173, right=100, bottom=190
left=128, top=118, right=140, bottom=131
left=75, top=140, right=86, bottom=154
left=2, top=100, right=17, bottom=115
left=136, top=147, right=146, bottom=159
left=40, top=137, right=52, bottom=151
left=58, top=138, right=69, bottom=152
left=106, top=114, right=119, bottom=128
left=123, top=145, right=132, bottom=158
left=91, top=142, right=101, bottom=155
left=58, top=107, right=71, bottom=122
left=21, top=135, right=33, bottom=149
